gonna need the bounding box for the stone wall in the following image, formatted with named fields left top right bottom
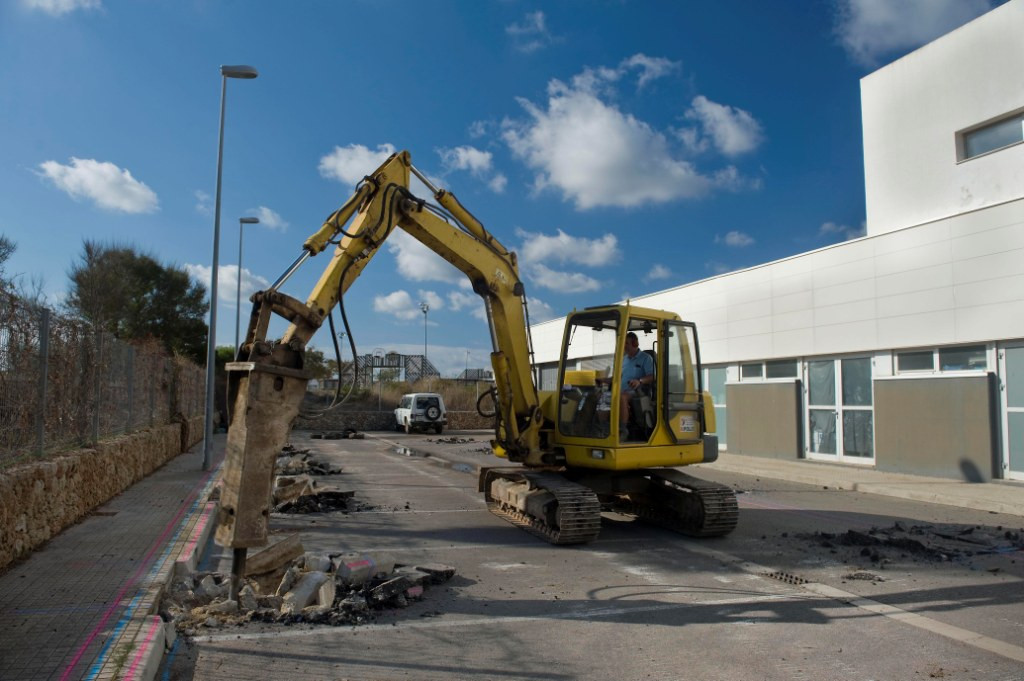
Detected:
left=294, top=410, right=495, bottom=432
left=0, top=420, right=204, bottom=572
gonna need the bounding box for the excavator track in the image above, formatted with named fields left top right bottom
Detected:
left=612, top=469, right=738, bottom=538
left=484, top=470, right=601, bottom=545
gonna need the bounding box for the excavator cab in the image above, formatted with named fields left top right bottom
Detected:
left=554, top=304, right=715, bottom=471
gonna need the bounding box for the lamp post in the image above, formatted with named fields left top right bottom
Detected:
left=203, top=64, right=258, bottom=473
left=235, top=216, right=260, bottom=358
left=465, top=350, right=470, bottom=379
left=419, top=302, right=429, bottom=380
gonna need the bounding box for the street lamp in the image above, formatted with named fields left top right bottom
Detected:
left=419, top=301, right=429, bottom=368
left=203, top=64, right=258, bottom=472
left=465, top=350, right=470, bottom=379
left=234, top=216, right=260, bottom=358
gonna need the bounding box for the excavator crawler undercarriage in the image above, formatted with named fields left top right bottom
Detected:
left=481, top=467, right=738, bottom=544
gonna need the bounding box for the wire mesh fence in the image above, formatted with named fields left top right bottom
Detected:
left=0, top=290, right=205, bottom=467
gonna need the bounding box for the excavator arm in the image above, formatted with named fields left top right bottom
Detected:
left=216, top=151, right=544, bottom=550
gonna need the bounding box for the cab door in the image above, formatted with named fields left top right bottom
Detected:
left=663, top=321, right=704, bottom=444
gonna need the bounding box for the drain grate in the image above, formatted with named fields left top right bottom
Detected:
left=765, top=570, right=809, bottom=585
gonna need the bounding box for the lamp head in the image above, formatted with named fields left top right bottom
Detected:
left=239, top=217, right=260, bottom=224
left=221, top=65, right=259, bottom=79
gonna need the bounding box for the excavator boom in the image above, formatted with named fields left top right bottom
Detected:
left=215, top=150, right=737, bottom=564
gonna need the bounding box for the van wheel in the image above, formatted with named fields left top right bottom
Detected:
left=395, top=421, right=403, bottom=432
left=434, top=423, right=443, bottom=435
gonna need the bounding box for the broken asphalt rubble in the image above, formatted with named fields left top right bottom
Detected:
left=797, top=521, right=1024, bottom=574
left=163, top=534, right=456, bottom=635
left=163, top=445, right=456, bottom=640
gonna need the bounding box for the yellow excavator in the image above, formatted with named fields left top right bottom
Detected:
left=215, top=150, right=737, bottom=578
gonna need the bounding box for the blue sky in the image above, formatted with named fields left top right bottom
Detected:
left=0, top=0, right=1000, bottom=376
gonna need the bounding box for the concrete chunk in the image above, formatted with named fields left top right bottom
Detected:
left=238, top=585, right=259, bottom=612
left=272, top=476, right=313, bottom=505
left=303, top=552, right=332, bottom=573
left=394, top=565, right=431, bottom=586
left=245, top=534, right=304, bottom=576
left=414, top=563, right=457, bottom=584
left=275, top=566, right=301, bottom=598
left=281, top=571, right=330, bottom=615
left=195, top=574, right=224, bottom=599
left=333, top=551, right=395, bottom=586
left=317, top=577, right=336, bottom=608
left=368, top=575, right=413, bottom=604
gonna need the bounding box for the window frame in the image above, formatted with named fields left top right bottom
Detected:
left=956, top=108, right=1024, bottom=162
left=894, top=344, right=990, bottom=375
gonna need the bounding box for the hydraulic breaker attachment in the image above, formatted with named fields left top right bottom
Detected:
left=215, top=361, right=310, bottom=549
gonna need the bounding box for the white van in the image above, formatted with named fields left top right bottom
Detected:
left=394, top=392, right=447, bottom=434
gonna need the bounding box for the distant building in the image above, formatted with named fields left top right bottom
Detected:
left=531, top=0, right=1024, bottom=482
left=458, top=368, right=494, bottom=381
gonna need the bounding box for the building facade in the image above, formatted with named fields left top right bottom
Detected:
left=531, top=0, right=1024, bottom=482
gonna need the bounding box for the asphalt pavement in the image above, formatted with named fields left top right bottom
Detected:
left=0, top=429, right=1020, bottom=681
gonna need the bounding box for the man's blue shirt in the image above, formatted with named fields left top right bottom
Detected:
left=620, top=350, right=654, bottom=391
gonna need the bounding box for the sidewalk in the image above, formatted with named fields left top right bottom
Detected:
left=0, top=436, right=224, bottom=681
left=694, top=451, right=1023, bottom=517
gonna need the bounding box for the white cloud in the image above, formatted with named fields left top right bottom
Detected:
left=386, top=229, right=463, bottom=285
left=38, top=158, right=158, bottom=213
left=468, top=120, right=490, bottom=139
left=250, top=206, right=289, bottom=231
left=318, top=143, right=396, bottom=186
left=195, top=190, right=211, bottom=216
left=448, top=290, right=487, bottom=322
left=819, top=220, right=866, bottom=241
left=488, top=174, right=508, bottom=193
left=502, top=59, right=752, bottom=209
left=184, top=263, right=269, bottom=303
left=23, top=0, right=100, bottom=16
left=528, top=263, right=601, bottom=293
left=835, top=0, right=994, bottom=67
left=438, top=145, right=507, bottom=193
left=683, top=96, right=763, bottom=157
left=644, top=264, right=672, bottom=283
left=515, top=227, right=620, bottom=267
left=526, top=296, right=556, bottom=323
left=705, top=261, right=734, bottom=275
left=621, top=54, right=680, bottom=90
left=439, top=146, right=493, bottom=174
left=418, top=289, right=444, bottom=311
left=373, top=290, right=422, bottom=321
left=717, top=230, right=755, bottom=247
left=506, top=10, right=554, bottom=53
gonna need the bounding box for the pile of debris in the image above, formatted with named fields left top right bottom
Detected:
left=276, top=445, right=343, bottom=476
left=799, top=521, right=1023, bottom=566
left=271, top=447, right=363, bottom=514
left=163, top=535, right=456, bottom=635
left=309, top=429, right=364, bottom=440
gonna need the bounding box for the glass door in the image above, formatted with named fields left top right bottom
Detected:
left=1001, top=345, right=1024, bottom=481
left=806, top=357, right=874, bottom=463
left=807, top=360, right=837, bottom=456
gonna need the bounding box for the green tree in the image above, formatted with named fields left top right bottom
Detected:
left=303, top=347, right=331, bottom=380
left=66, top=241, right=209, bottom=362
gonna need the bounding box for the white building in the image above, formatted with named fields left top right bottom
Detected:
left=531, top=0, right=1024, bottom=481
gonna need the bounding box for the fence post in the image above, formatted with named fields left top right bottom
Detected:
left=35, top=308, right=50, bottom=457
left=92, top=332, right=102, bottom=443
left=126, top=344, right=134, bottom=433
